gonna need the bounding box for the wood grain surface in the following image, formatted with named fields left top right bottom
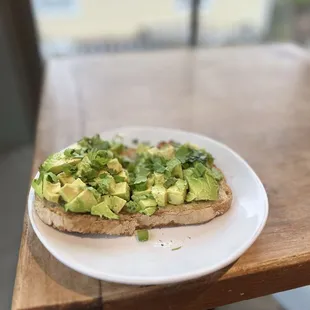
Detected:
left=12, top=44, right=310, bottom=310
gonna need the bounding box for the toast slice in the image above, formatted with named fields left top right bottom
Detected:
left=34, top=179, right=232, bottom=236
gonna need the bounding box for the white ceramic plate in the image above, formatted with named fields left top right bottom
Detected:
left=28, top=127, right=268, bottom=285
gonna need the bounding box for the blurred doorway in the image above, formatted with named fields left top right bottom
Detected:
left=0, top=0, right=42, bottom=151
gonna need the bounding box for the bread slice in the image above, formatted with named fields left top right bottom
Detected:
left=34, top=179, right=232, bottom=236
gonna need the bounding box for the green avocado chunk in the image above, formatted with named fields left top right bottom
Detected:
left=138, top=198, right=157, bottom=209
left=65, top=189, right=97, bottom=213
left=148, top=145, right=175, bottom=159
left=167, top=158, right=183, bottom=179
left=167, top=179, right=187, bottom=205
left=154, top=173, right=165, bottom=185
left=57, top=172, right=75, bottom=185
left=107, top=158, right=123, bottom=174
left=59, top=178, right=86, bottom=203
left=132, top=188, right=152, bottom=197
left=116, top=170, right=129, bottom=182
left=32, top=173, right=44, bottom=198
left=91, top=196, right=120, bottom=219
left=151, top=185, right=167, bottom=207
left=106, top=195, right=127, bottom=214
left=136, top=229, right=149, bottom=242
left=42, top=174, right=61, bottom=203
left=42, top=152, right=81, bottom=174
left=147, top=175, right=155, bottom=187
left=141, top=207, right=157, bottom=216
left=112, top=182, right=130, bottom=201
left=185, top=173, right=219, bottom=202
left=136, top=144, right=150, bottom=154
left=138, top=198, right=157, bottom=216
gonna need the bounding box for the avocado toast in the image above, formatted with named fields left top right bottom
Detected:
left=32, top=135, right=232, bottom=236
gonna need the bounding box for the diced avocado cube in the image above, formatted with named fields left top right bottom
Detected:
left=43, top=175, right=61, bottom=203
left=154, top=173, right=165, bottom=185
left=183, top=168, right=195, bottom=180
left=167, top=179, right=187, bottom=205
left=91, top=200, right=119, bottom=219
left=147, top=175, right=155, bottom=187
left=150, top=145, right=175, bottom=159
left=159, top=145, right=175, bottom=159
left=59, top=178, right=86, bottom=203
left=112, top=182, right=130, bottom=201
left=148, top=145, right=175, bottom=159
left=136, top=229, right=149, bottom=242
left=152, top=185, right=167, bottom=207
left=194, top=162, right=206, bottom=177
left=65, top=189, right=97, bottom=213
left=136, top=144, right=150, bottom=154
left=185, top=192, right=196, bottom=202
left=132, top=188, right=151, bottom=197
left=140, top=207, right=157, bottom=216
left=88, top=187, right=101, bottom=201
left=131, top=189, right=152, bottom=203
left=42, top=152, right=81, bottom=174
left=138, top=198, right=157, bottom=209
left=57, top=172, right=75, bottom=185
left=107, top=158, right=123, bottom=174
left=186, top=174, right=219, bottom=201
left=138, top=196, right=157, bottom=215
left=72, top=178, right=86, bottom=187
left=116, top=170, right=129, bottom=182
left=167, top=158, right=183, bottom=179
left=101, top=195, right=126, bottom=214
left=147, top=147, right=159, bottom=156
left=204, top=167, right=224, bottom=181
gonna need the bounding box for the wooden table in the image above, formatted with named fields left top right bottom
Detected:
left=12, top=44, right=310, bottom=310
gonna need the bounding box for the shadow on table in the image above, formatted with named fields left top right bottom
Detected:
left=29, top=223, right=236, bottom=304
left=28, top=224, right=102, bottom=308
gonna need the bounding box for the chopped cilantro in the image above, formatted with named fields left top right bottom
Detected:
left=87, top=150, right=112, bottom=170
left=175, top=145, right=192, bottom=164
left=45, top=172, right=58, bottom=183
left=64, top=148, right=75, bottom=157
left=171, top=246, right=182, bottom=251
left=62, top=163, right=78, bottom=176
left=125, top=201, right=141, bottom=213
left=78, top=134, right=110, bottom=151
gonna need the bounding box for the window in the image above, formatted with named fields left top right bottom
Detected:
left=32, top=0, right=79, bottom=17
left=176, top=0, right=213, bottom=11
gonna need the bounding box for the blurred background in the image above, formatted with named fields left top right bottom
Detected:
left=2, top=0, right=310, bottom=309
left=32, top=0, right=310, bottom=58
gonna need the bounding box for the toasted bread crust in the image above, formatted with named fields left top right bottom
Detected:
left=34, top=180, right=232, bottom=236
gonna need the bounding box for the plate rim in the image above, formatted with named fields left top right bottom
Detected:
left=28, top=126, right=269, bottom=285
